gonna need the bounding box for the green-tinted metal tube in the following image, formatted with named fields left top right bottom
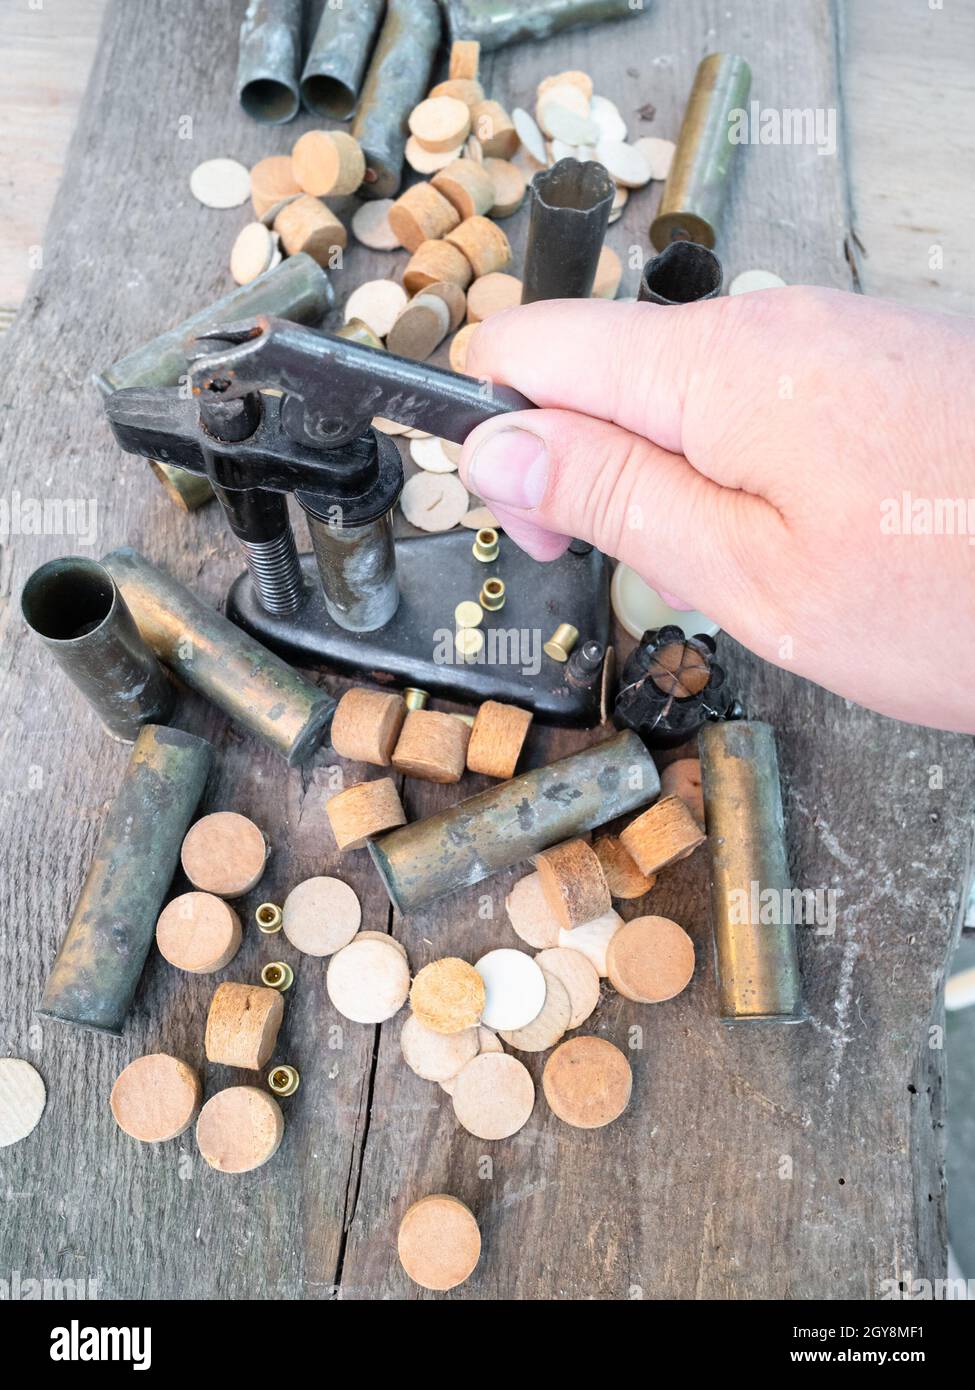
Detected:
left=301, top=0, right=386, bottom=120
left=38, top=725, right=212, bottom=1034
left=93, top=254, right=333, bottom=396
left=352, top=0, right=442, bottom=199
left=651, top=53, right=752, bottom=251
left=440, top=0, right=640, bottom=51
left=369, top=730, right=659, bottom=913
left=102, top=548, right=335, bottom=766
left=698, top=721, right=803, bottom=1022
left=21, top=556, right=174, bottom=742
left=237, top=0, right=302, bottom=124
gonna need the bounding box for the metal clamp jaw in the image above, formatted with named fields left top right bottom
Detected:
left=103, top=317, right=533, bottom=623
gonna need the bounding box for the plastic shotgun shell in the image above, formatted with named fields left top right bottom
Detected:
left=237, top=0, right=302, bottom=125
left=651, top=53, right=752, bottom=251
left=21, top=556, right=174, bottom=742
left=369, top=730, right=659, bottom=913
left=38, top=726, right=212, bottom=1034
left=521, top=159, right=615, bottom=304
left=698, top=721, right=803, bottom=1022
left=440, top=0, right=639, bottom=51
left=639, top=242, right=723, bottom=305
left=300, top=0, right=385, bottom=120
left=351, top=0, right=443, bottom=199
left=102, top=547, right=335, bottom=765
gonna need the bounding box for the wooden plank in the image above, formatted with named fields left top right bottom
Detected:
left=0, top=0, right=971, bottom=1303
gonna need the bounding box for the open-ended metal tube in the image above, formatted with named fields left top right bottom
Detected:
left=698, top=721, right=803, bottom=1022
left=352, top=0, right=442, bottom=199
left=237, top=0, right=303, bottom=124
left=304, top=508, right=399, bottom=633
left=639, top=242, right=723, bottom=305
left=21, top=557, right=174, bottom=741
left=651, top=53, right=752, bottom=251
left=102, top=547, right=335, bottom=764
left=301, top=0, right=385, bottom=120
left=369, top=730, right=660, bottom=913
left=440, top=0, right=641, bottom=51
left=521, top=159, right=615, bottom=304
left=38, top=725, right=212, bottom=1033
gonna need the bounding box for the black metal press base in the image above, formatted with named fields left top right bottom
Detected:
left=227, top=531, right=611, bottom=727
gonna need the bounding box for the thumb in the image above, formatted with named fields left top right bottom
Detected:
left=459, top=408, right=775, bottom=619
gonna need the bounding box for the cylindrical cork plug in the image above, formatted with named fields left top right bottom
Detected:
left=330, top=688, right=408, bottom=765
left=392, top=709, right=470, bottom=783
left=327, top=778, right=407, bottom=850
left=205, top=982, right=285, bottom=1069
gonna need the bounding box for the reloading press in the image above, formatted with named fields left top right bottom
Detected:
left=103, top=318, right=610, bottom=726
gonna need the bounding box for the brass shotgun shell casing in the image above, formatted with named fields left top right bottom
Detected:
left=698, top=721, right=803, bottom=1022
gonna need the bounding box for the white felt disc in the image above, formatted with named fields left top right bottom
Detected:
left=475, top=948, right=547, bottom=1031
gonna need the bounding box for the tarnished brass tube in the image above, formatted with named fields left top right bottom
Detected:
left=651, top=53, right=752, bottom=251
left=441, top=0, right=640, bottom=51
left=38, top=725, right=212, bottom=1034
left=301, top=0, right=386, bottom=120
left=369, top=730, right=659, bottom=913
left=698, top=721, right=803, bottom=1022
left=21, top=556, right=174, bottom=742
left=102, top=547, right=335, bottom=765
left=237, top=0, right=302, bottom=124
left=352, top=0, right=442, bottom=199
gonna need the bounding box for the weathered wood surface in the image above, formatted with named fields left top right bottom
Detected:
left=0, top=0, right=972, bottom=1300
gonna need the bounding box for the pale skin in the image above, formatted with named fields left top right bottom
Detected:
left=458, top=287, right=975, bottom=734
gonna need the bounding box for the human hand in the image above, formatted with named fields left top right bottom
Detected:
left=458, top=287, right=975, bottom=733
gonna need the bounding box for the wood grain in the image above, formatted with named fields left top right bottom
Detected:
left=0, top=0, right=972, bottom=1303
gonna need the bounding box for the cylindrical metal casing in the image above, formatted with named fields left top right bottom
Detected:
left=102, top=547, right=335, bottom=765
left=639, top=242, right=723, bottom=305
left=698, top=721, right=803, bottom=1022
left=300, top=0, right=386, bottom=120
left=650, top=53, right=752, bottom=251
left=351, top=0, right=442, bottom=199
left=305, top=509, right=399, bottom=633
left=38, top=725, right=212, bottom=1033
left=93, top=255, right=333, bottom=397
left=521, top=159, right=615, bottom=304
left=441, top=0, right=640, bottom=51
left=369, top=730, right=659, bottom=913
left=237, top=0, right=303, bottom=124
left=21, top=556, right=175, bottom=742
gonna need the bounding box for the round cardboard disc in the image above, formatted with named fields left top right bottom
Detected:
left=475, top=949, right=547, bottom=1031
left=155, top=891, right=242, bottom=974
left=400, top=1014, right=479, bottom=1081
left=400, top=472, right=470, bottom=531
left=0, top=1058, right=46, bottom=1147
left=451, top=1052, right=535, bottom=1140
left=534, top=947, right=601, bottom=1029
left=327, top=937, right=410, bottom=1023
left=558, top=911, right=623, bottom=977
left=440, top=1027, right=503, bottom=1095
left=499, top=969, right=571, bottom=1052
left=195, top=1086, right=284, bottom=1173
left=283, top=876, right=362, bottom=956
left=606, top=915, right=695, bottom=1003
left=505, top=872, right=561, bottom=949
left=190, top=158, right=251, bottom=209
